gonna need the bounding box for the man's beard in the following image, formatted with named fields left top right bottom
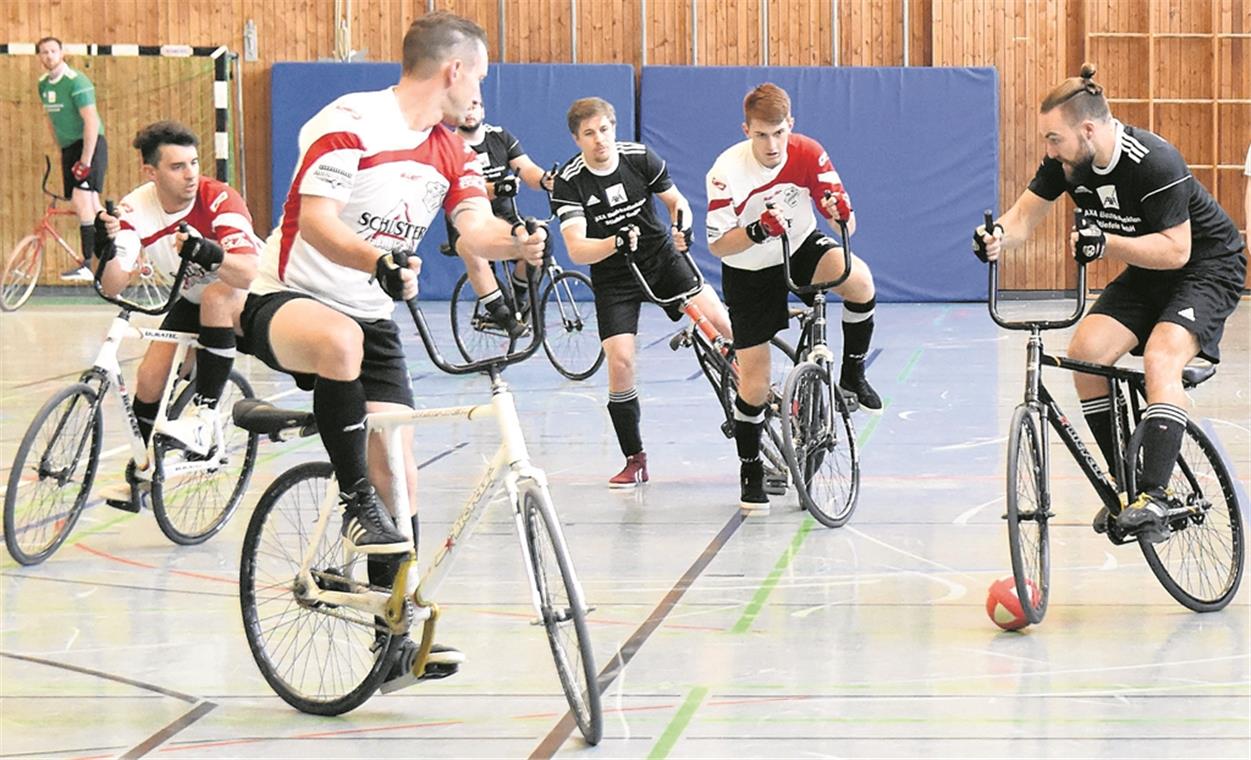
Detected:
left=457, top=121, right=480, bottom=134
left=1062, top=140, right=1096, bottom=184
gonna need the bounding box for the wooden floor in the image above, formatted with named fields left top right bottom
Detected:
left=1, top=296, right=1248, bottom=758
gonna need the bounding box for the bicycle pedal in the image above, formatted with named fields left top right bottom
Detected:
left=104, top=497, right=142, bottom=514
left=763, top=478, right=788, bottom=496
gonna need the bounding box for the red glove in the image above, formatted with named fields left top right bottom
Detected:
left=759, top=206, right=787, bottom=237
left=824, top=185, right=852, bottom=222
left=71, top=161, right=90, bottom=182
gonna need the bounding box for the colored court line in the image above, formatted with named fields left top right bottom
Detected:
left=727, top=393, right=892, bottom=635
left=528, top=511, right=746, bottom=759
left=0, top=650, right=202, bottom=703
left=647, top=686, right=709, bottom=760
left=729, top=517, right=816, bottom=633
left=897, top=348, right=924, bottom=383
left=119, top=701, right=216, bottom=760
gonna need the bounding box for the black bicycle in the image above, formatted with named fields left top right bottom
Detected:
left=776, top=208, right=861, bottom=528
left=986, top=212, right=1244, bottom=624
left=447, top=195, right=604, bottom=380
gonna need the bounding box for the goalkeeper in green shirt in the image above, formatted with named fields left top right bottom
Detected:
left=37, top=36, right=108, bottom=281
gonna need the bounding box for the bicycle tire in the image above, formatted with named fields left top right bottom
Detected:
left=1005, top=404, right=1050, bottom=625
left=239, top=460, right=398, bottom=715
left=520, top=482, right=602, bottom=745
left=151, top=371, right=258, bottom=545
left=541, top=270, right=604, bottom=381
left=781, top=361, right=859, bottom=527
left=450, top=271, right=518, bottom=363
left=1, top=235, right=45, bottom=312
left=118, top=250, right=175, bottom=312
left=3, top=383, right=103, bottom=565
left=1126, top=420, right=1244, bottom=612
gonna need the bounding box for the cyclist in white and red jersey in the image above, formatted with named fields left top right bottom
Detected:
left=241, top=12, right=547, bottom=687
left=706, top=83, right=881, bottom=513
left=94, top=120, right=260, bottom=509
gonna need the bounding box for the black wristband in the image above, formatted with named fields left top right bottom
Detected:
left=744, top=221, right=768, bottom=245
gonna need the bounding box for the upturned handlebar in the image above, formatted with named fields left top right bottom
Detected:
left=393, top=224, right=548, bottom=376
left=986, top=209, right=1088, bottom=331
left=91, top=212, right=195, bottom=316
left=781, top=191, right=853, bottom=295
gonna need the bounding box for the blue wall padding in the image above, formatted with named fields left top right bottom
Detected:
left=640, top=66, right=998, bottom=302
left=269, top=62, right=635, bottom=298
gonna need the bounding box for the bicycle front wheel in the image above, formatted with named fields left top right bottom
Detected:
left=119, top=250, right=174, bottom=311
left=239, top=461, right=396, bottom=715
left=719, top=338, right=797, bottom=492
left=520, top=483, right=602, bottom=745
left=1129, top=420, right=1244, bottom=612
left=451, top=271, right=517, bottom=363
left=781, top=361, right=859, bottom=527
left=1, top=235, right=45, bottom=312
left=151, top=371, right=259, bottom=545
left=541, top=270, right=604, bottom=381
left=1005, top=404, right=1050, bottom=625
left=3, top=383, right=103, bottom=565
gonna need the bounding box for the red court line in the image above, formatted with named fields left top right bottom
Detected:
left=75, top=543, right=237, bottom=586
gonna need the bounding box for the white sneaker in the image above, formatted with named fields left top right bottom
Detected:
left=60, top=265, right=93, bottom=282
left=154, top=403, right=218, bottom=457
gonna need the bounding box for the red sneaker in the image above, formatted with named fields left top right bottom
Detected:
left=609, top=452, right=648, bottom=488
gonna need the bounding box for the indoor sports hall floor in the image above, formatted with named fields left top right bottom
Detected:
left=2, top=296, right=1248, bottom=758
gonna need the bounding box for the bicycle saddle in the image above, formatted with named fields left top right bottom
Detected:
left=233, top=399, right=318, bottom=437
left=1182, top=364, right=1216, bottom=388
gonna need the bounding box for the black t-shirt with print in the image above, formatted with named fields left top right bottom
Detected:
left=1028, top=121, right=1243, bottom=268
left=549, top=142, right=677, bottom=285
left=445, top=124, right=525, bottom=248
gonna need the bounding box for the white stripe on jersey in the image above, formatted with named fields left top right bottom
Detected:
left=1140, top=174, right=1190, bottom=202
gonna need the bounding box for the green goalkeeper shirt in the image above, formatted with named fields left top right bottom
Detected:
left=39, top=66, right=105, bottom=147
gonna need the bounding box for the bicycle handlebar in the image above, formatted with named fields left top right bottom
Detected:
left=780, top=192, right=854, bottom=295
left=91, top=212, right=196, bottom=316
left=394, top=224, right=549, bottom=376
left=620, top=209, right=707, bottom=307
left=986, top=209, right=1088, bottom=331
left=41, top=156, right=58, bottom=201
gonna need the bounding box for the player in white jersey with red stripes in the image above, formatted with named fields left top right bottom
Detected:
left=94, top=120, right=260, bottom=509
left=241, top=12, right=547, bottom=687
left=706, top=83, right=881, bottom=512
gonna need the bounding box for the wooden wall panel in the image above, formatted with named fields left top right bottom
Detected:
left=5, top=0, right=1246, bottom=291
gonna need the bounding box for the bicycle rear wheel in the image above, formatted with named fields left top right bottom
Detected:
left=451, top=271, right=517, bottom=363
left=520, top=483, right=602, bottom=745
left=239, top=461, right=397, bottom=715
left=3, top=383, right=103, bottom=565
left=1127, top=420, right=1244, bottom=612
left=1005, top=404, right=1050, bottom=625
left=151, top=371, right=258, bottom=545
left=781, top=361, right=859, bottom=527
left=1, top=235, right=44, bottom=312
left=541, top=270, right=604, bottom=380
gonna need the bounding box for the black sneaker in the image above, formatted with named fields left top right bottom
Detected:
left=375, top=635, right=464, bottom=693
left=839, top=370, right=882, bottom=412
left=1116, top=487, right=1172, bottom=543
left=482, top=296, right=527, bottom=339
left=739, top=459, right=770, bottom=514
left=340, top=479, right=410, bottom=554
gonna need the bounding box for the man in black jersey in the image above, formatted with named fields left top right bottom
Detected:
left=550, top=97, right=732, bottom=488
left=974, top=64, right=1246, bottom=542
left=447, top=98, right=556, bottom=336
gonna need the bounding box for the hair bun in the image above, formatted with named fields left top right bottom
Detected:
left=1079, top=62, right=1097, bottom=80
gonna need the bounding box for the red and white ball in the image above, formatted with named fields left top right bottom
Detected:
left=985, top=577, right=1039, bottom=631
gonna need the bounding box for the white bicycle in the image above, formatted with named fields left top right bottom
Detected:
left=3, top=251, right=257, bottom=565
left=235, top=247, right=602, bottom=744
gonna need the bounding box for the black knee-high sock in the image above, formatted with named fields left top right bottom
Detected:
left=607, top=387, right=642, bottom=457
left=840, top=298, right=875, bottom=377
left=133, top=397, right=160, bottom=444
left=194, top=327, right=236, bottom=409
left=78, top=225, right=95, bottom=268
left=1080, top=395, right=1119, bottom=476
left=1138, top=403, right=1187, bottom=492
left=314, top=377, right=369, bottom=490
left=733, top=395, right=766, bottom=463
